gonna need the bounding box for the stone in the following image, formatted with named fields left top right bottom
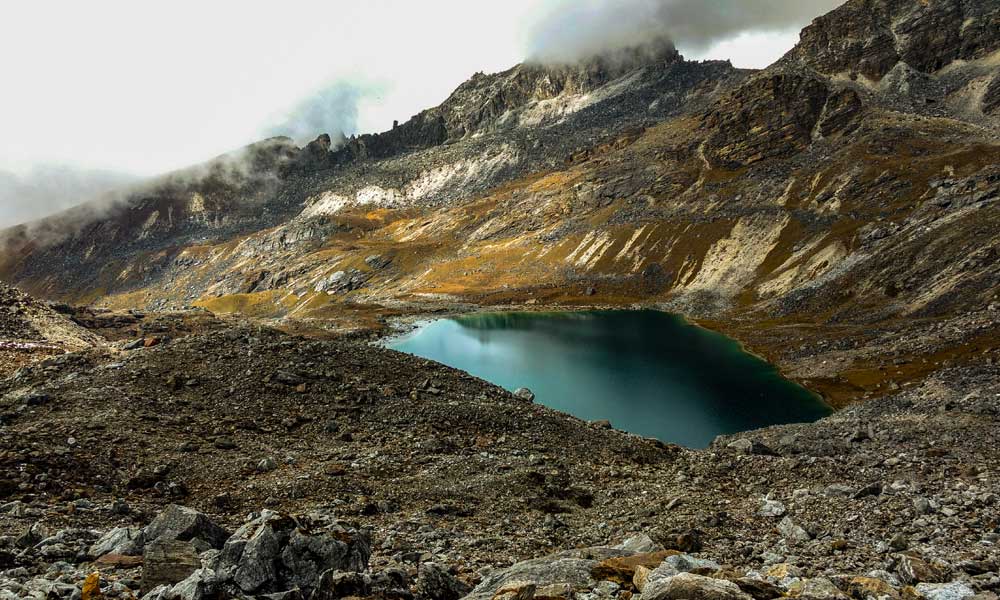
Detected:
left=142, top=540, right=201, bottom=593
left=257, top=457, right=279, bottom=473
left=591, top=551, right=681, bottom=587
left=633, top=566, right=654, bottom=592
left=514, top=388, right=536, bottom=402
left=651, top=554, right=722, bottom=579
left=915, top=583, right=976, bottom=600
left=897, top=555, right=946, bottom=585
left=727, top=439, right=777, bottom=456
left=889, top=533, right=909, bottom=552
left=218, top=510, right=371, bottom=595
left=759, top=498, right=786, bottom=518
left=662, top=530, right=704, bottom=553
left=94, top=553, right=145, bottom=569
left=735, top=578, right=785, bottom=600
left=493, top=581, right=538, bottom=600
left=535, top=583, right=575, bottom=600
left=467, top=548, right=627, bottom=600
left=824, top=485, right=855, bottom=498
left=848, top=577, right=901, bottom=600
left=643, top=572, right=752, bottom=600
left=281, top=527, right=369, bottom=590
left=763, top=564, right=800, bottom=579
left=853, top=483, right=883, bottom=499
left=169, top=568, right=222, bottom=600
left=913, top=498, right=933, bottom=515
left=90, top=527, right=141, bottom=557
left=81, top=572, right=103, bottom=600
left=416, top=563, right=471, bottom=600
left=616, top=534, right=663, bottom=554
left=311, top=570, right=370, bottom=600
left=778, top=517, right=811, bottom=543
left=15, top=521, right=48, bottom=549
left=787, top=578, right=850, bottom=600
left=142, top=505, right=231, bottom=554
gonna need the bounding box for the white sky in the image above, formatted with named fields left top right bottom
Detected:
left=0, top=1, right=810, bottom=177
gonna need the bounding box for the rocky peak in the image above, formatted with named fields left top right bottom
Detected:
left=328, top=38, right=686, bottom=163
left=429, top=36, right=683, bottom=140
left=783, top=0, right=1000, bottom=80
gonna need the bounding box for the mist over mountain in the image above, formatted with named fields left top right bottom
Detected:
left=0, top=165, right=137, bottom=229
left=526, top=0, right=845, bottom=62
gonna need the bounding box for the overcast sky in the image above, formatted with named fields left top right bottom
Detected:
left=0, top=0, right=843, bottom=227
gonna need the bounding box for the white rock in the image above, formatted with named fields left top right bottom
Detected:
left=915, top=582, right=976, bottom=600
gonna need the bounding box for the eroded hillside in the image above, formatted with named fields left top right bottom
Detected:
left=1, top=0, right=998, bottom=407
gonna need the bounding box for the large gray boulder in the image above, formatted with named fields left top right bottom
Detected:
left=644, top=573, right=753, bottom=600
left=141, top=505, right=231, bottom=554
left=465, top=547, right=630, bottom=600
left=217, top=510, right=371, bottom=595
left=416, top=563, right=470, bottom=600
left=89, top=526, right=142, bottom=557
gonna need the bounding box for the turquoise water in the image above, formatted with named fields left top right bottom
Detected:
left=387, top=310, right=831, bottom=448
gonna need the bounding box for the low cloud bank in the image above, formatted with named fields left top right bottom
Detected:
left=526, top=0, right=845, bottom=64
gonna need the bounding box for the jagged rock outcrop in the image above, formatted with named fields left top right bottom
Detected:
left=984, top=74, right=1000, bottom=115
left=784, top=0, right=1000, bottom=80
left=701, top=73, right=862, bottom=167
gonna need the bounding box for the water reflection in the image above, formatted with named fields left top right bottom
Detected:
left=388, top=310, right=830, bottom=448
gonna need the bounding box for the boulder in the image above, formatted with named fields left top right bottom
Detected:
left=514, top=388, right=536, bottom=402
left=644, top=573, right=753, bottom=600
left=142, top=505, right=231, bottom=554
left=493, top=581, right=538, bottom=600
left=167, top=568, right=222, bottom=600
left=416, top=563, right=470, bottom=600
left=218, top=510, right=371, bottom=595
left=847, top=576, right=900, bottom=600
left=616, top=534, right=663, bottom=554
left=735, top=578, right=785, bottom=600
left=778, top=517, right=811, bottom=544
left=90, top=527, right=141, bottom=558
left=466, top=547, right=630, bottom=600
left=759, top=498, right=786, bottom=518
left=142, top=539, right=201, bottom=593
left=310, top=570, right=370, bottom=600
left=897, top=555, right=946, bottom=585
left=787, top=578, right=850, bottom=600
left=650, top=554, right=722, bottom=580
left=591, top=551, right=680, bottom=587
left=915, top=583, right=976, bottom=600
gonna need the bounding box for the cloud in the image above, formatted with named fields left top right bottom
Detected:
left=526, top=0, right=846, bottom=64
left=0, top=166, right=138, bottom=230
left=263, top=80, right=384, bottom=144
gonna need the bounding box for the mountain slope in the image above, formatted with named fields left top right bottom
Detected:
left=0, top=282, right=103, bottom=377
left=1, top=0, right=998, bottom=406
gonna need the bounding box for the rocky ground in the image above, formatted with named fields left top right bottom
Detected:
left=0, top=298, right=997, bottom=599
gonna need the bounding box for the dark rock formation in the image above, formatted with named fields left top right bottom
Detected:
left=785, top=0, right=1000, bottom=79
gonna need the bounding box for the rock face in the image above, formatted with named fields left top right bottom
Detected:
left=785, top=0, right=1000, bottom=79
left=984, top=74, right=1000, bottom=115
left=701, top=73, right=862, bottom=168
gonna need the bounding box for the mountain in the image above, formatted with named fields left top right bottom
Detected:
left=2, top=1, right=1000, bottom=597
left=4, top=0, right=996, bottom=407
